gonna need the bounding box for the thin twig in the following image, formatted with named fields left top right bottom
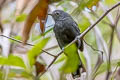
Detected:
left=114, top=7, right=120, bottom=27
left=110, top=65, right=118, bottom=79
left=42, top=49, right=57, bottom=57
left=0, top=34, right=56, bottom=57
left=83, top=39, right=103, bottom=80
left=84, top=39, right=104, bottom=79
left=83, top=10, right=105, bottom=80
left=100, top=3, right=120, bottom=42
left=65, top=2, right=120, bottom=48
left=114, top=7, right=120, bottom=42
left=83, top=39, right=103, bottom=54
left=106, top=28, right=114, bottom=80
left=44, top=45, right=58, bottom=51
left=106, top=7, right=120, bottom=80
left=91, top=11, right=112, bottom=27
left=0, top=34, right=34, bottom=46
left=36, top=50, right=63, bottom=80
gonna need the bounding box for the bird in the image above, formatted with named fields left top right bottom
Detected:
left=49, top=10, right=84, bottom=78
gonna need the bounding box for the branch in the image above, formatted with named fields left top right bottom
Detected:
left=106, top=7, right=120, bottom=80
left=111, top=65, right=118, bottom=79
left=114, top=7, right=120, bottom=28
left=65, top=2, right=120, bottom=48
left=0, top=34, right=56, bottom=57
left=83, top=39, right=103, bottom=54
left=91, top=11, right=112, bottom=27
left=100, top=3, right=120, bottom=42
left=36, top=50, right=63, bottom=80
left=83, top=40, right=103, bottom=80
left=44, top=45, right=58, bottom=51
left=106, top=22, right=115, bottom=80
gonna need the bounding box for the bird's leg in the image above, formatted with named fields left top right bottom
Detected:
left=76, top=36, right=81, bottom=48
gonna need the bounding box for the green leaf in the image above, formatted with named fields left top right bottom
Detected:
left=16, top=14, right=27, bottom=22
left=86, top=0, right=100, bottom=9
left=60, top=44, right=80, bottom=73
left=78, top=16, right=91, bottom=32
left=0, top=55, right=26, bottom=69
left=7, top=69, right=32, bottom=79
left=13, top=36, right=22, bottom=40
left=31, top=35, right=41, bottom=41
left=2, top=19, right=10, bottom=24
left=105, top=0, right=117, bottom=5
left=27, top=37, right=50, bottom=67
left=32, top=27, right=53, bottom=41
left=7, top=55, right=26, bottom=68
left=8, top=69, right=23, bottom=78
left=0, top=57, right=7, bottom=64
left=54, top=54, right=66, bottom=64
left=0, top=71, right=3, bottom=79
left=117, top=62, right=120, bottom=66
left=72, top=1, right=85, bottom=16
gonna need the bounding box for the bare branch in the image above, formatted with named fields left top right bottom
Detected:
left=0, top=34, right=56, bottom=57
left=114, top=7, right=120, bottom=27
left=83, top=39, right=103, bottom=54
left=65, top=2, right=120, bottom=48
left=44, top=45, right=58, bottom=51
left=106, top=7, right=120, bottom=80
left=83, top=40, right=103, bottom=80
left=106, top=23, right=115, bottom=80
left=83, top=10, right=105, bottom=80
left=100, top=3, right=120, bottom=42
left=111, top=65, right=118, bottom=79
left=91, top=11, right=112, bottom=27
left=36, top=49, right=63, bottom=79
left=80, top=2, right=120, bottom=38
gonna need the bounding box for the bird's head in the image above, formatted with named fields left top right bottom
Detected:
left=48, top=10, right=70, bottom=21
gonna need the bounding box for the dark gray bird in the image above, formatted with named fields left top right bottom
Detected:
left=49, top=10, right=84, bottom=78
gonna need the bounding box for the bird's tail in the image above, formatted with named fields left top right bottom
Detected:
left=72, top=61, right=85, bottom=79
left=73, top=40, right=85, bottom=79
left=79, top=40, right=84, bottom=51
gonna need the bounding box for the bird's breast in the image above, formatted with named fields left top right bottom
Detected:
left=54, top=21, right=66, bottom=32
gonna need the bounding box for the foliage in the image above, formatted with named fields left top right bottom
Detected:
left=0, top=54, right=26, bottom=69
left=16, top=13, right=27, bottom=22
left=60, top=44, right=80, bottom=73
left=27, top=37, right=50, bottom=67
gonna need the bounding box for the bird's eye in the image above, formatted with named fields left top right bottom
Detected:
left=55, top=12, right=60, bottom=16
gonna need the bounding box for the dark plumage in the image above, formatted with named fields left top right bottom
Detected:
left=50, top=10, right=84, bottom=78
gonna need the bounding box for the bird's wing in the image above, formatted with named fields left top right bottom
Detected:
left=53, top=26, right=65, bottom=49
left=64, top=19, right=83, bottom=51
